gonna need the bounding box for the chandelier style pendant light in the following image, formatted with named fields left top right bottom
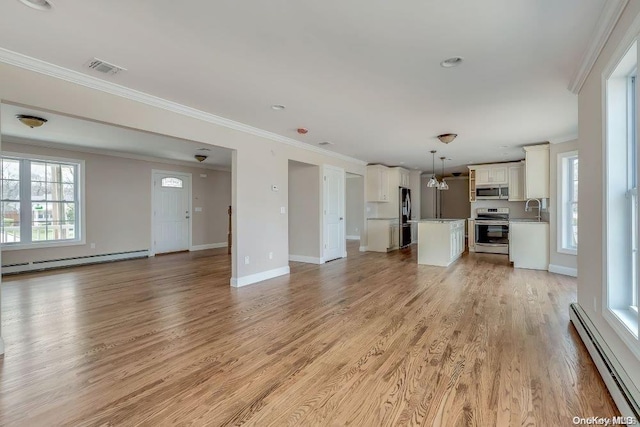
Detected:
left=427, top=150, right=439, bottom=188
left=438, top=157, right=449, bottom=190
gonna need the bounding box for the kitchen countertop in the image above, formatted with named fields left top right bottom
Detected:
left=367, top=217, right=399, bottom=221
left=509, top=218, right=549, bottom=223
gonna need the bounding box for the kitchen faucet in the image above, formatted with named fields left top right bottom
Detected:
left=525, top=198, right=542, bottom=222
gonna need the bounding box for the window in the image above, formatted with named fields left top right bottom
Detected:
left=1, top=154, right=83, bottom=248
left=604, top=40, right=639, bottom=356
left=161, top=177, right=183, bottom=188
left=558, top=152, right=578, bottom=254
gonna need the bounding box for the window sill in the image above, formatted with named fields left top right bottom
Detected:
left=557, top=247, right=577, bottom=256
left=604, top=308, right=640, bottom=361
left=1, top=239, right=86, bottom=251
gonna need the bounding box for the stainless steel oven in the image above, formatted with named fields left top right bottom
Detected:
left=475, top=208, right=509, bottom=254
left=476, top=186, right=509, bottom=200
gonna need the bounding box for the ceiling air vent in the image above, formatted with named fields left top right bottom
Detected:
left=85, top=58, right=126, bottom=75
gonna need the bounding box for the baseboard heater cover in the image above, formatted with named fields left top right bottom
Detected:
left=569, top=303, right=639, bottom=419
left=1, top=250, right=149, bottom=274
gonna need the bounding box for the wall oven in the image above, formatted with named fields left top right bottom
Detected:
left=475, top=208, right=509, bottom=254
left=476, top=186, right=509, bottom=200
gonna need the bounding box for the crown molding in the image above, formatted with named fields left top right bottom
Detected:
left=568, top=0, right=630, bottom=94
left=548, top=134, right=578, bottom=144
left=0, top=48, right=367, bottom=166
left=1, top=135, right=231, bottom=172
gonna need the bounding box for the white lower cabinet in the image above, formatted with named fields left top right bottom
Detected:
left=417, top=220, right=465, bottom=267
left=509, top=222, right=549, bottom=270
left=468, top=219, right=475, bottom=252
left=367, top=219, right=400, bottom=252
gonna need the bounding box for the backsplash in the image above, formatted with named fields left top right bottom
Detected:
left=471, top=199, right=549, bottom=220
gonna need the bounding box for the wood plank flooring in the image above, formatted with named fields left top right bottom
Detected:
left=0, top=243, right=618, bottom=426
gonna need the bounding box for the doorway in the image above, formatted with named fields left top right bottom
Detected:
left=152, top=170, right=192, bottom=254
left=323, top=165, right=346, bottom=261
left=345, top=173, right=364, bottom=241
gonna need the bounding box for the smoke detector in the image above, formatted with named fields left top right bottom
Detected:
left=85, top=58, right=127, bottom=75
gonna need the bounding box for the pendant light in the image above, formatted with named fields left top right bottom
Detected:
left=438, top=157, right=449, bottom=190
left=427, top=150, right=439, bottom=188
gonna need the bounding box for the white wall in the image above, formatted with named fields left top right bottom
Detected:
left=1, top=138, right=232, bottom=264
left=346, top=175, right=364, bottom=239
left=578, top=0, right=640, bottom=390
left=288, top=161, right=321, bottom=258
left=0, top=63, right=366, bottom=287
left=549, top=139, right=578, bottom=272
left=440, top=177, right=470, bottom=219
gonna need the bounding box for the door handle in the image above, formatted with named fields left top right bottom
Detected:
left=186, top=216, right=190, bottom=219
left=339, top=217, right=344, bottom=220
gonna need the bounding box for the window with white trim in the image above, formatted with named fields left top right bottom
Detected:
left=604, top=41, right=639, bottom=352
left=1, top=155, right=83, bottom=248
left=559, top=152, right=578, bottom=254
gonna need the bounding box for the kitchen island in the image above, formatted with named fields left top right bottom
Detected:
left=410, top=219, right=466, bottom=266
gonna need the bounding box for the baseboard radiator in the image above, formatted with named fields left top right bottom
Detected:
left=1, top=250, right=149, bottom=275
left=570, top=303, right=640, bottom=418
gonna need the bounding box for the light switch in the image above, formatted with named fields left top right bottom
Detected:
left=280, top=207, right=286, bottom=214
left=195, top=207, right=203, bottom=212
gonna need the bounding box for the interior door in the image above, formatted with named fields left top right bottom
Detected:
left=153, top=171, right=191, bottom=254
left=323, top=165, right=345, bottom=261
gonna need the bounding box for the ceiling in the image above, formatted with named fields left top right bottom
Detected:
left=1, top=104, right=233, bottom=169
left=0, top=0, right=605, bottom=174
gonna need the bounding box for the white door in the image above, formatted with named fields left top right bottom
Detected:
left=323, top=165, right=345, bottom=261
left=152, top=171, right=191, bottom=254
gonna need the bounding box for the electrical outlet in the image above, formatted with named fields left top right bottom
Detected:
left=355, top=227, right=359, bottom=233
left=90, top=243, right=96, bottom=249
left=269, top=252, right=273, bottom=260
left=244, top=256, right=250, bottom=265
left=280, top=207, right=286, bottom=214
left=593, top=297, right=597, bottom=312
left=271, top=184, right=279, bottom=192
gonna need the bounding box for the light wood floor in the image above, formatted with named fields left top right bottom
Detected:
left=0, top=242, right=618, bottom=426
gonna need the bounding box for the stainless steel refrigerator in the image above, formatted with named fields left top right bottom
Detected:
left=400, top=187, right=412, bottom=247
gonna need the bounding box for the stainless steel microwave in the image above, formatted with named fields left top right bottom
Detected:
left=476, top=186, right=509, bottom=199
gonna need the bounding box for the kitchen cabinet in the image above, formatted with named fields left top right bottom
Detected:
left=475, top=165, right=508, bottom=186
left=509, top=221, right=549, bottom=270
left=366, top=165, right=390, bottom=202
left=508, top=163, right=525, bottom=201
left=468, top=219, right=475, bottom=252
left=524, top=144, right=550, bottom=199
left=469, top=170, right=476, bottom=202
left=367, top=218, right=399, bottom=252
left=399, top=170, right=410, bottom=187
left=416, top=220, right=465, bottom=267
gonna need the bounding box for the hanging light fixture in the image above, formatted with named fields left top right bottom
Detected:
left=427, top=150, right=439, bottom=188
left=438, top=157, right=449, bottom=190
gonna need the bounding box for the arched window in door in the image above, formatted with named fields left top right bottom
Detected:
left=161, top=177, right=183, bottom=188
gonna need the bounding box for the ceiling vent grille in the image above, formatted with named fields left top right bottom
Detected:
left=85, top=58, right=126, bottom=75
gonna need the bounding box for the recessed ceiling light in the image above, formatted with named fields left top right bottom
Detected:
left=17, top=0, right=53, bottom=11
left=500, top=145, right=509, bottom=148
left=197, top=148, right=211, bottom=152
left=440, top=57, right=463, bottom=68
left=319, top=141, right=334, bottom=146
left=271, top=104, right=285, bottom=111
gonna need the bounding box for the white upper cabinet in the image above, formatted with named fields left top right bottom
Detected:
left=366, top=165, right=390, bottom=202
left=475, top=165, right=508, bottom=186
left=524, top=144, right=550, bottom=199
left=508, top=163, right=525, bottom=201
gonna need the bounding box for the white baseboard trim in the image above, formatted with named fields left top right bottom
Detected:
left=289, top=255, right=324, bottom=264
left=1, top=250, right=149, bottom=274
left=359, top=246, right=368, bottom=252
left=0, top=337, right=4, bottom=355
left=548, top=264, right=578, bottom=277
left=190, top=242, right=227, bottom=251
left=346, top=235, right=360, bottom=240
left=230, top=266, right=290, bottom=288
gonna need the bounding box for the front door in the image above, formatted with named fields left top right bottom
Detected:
left=323, top=165, right=345, bottom=261
left=152, top=171, right=191, bottom=254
